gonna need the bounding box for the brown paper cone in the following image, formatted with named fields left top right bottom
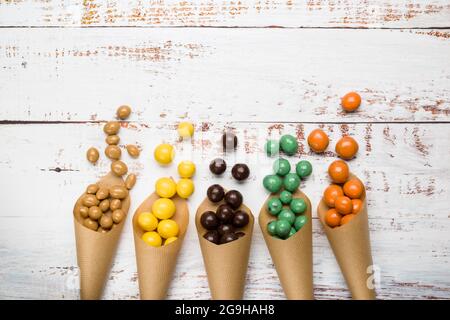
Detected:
left=259, top=189, right=313, bottom=300
left=317, top=174, right=376, bottom=300
left=196, top=195, right=254, bottom=300
left=73, top=172, right=130, bottom=300
left=132, top=192, right=189, bottom=300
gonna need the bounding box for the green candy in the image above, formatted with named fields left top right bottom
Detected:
left=294, top=215, right=308, bottom=231
left=283, top=173, right=300, bottom=192
left=296, top=160, right=313, bottom=178
left=263, top=175, right=283, bottom=193
left=278, top=209, right=295, bottom=225
left=290, top=198, right=307, bottom=214
left=265, top=140, right=279, bottom=157
left=279, top=190, right=293, bottom=204
left=267, top=198, right=282, bottom=216
left=288, top=227, right=297, bottom=238
left=273, top=158, right=291, bottom=176
left=267, top=221, right=277, bottom=236
left=280, top=134, right=298, bottom=156
left=275, top=219, right=291, bottom=238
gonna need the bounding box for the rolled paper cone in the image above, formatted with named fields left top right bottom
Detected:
left=196, top=196, right=254, bottom=300
left=73, top=172, right=130, bottom=300
left=259, top=189, right=313, bottom=300
left=317, top=174, right=376, bottom=300
left=132, top=193, right=189, bottom=300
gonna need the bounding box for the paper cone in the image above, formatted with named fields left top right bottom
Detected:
left=73, top=172, right=130, bottom=300
left=195, top=196, right=254, bottom=300
left=132, top=192, right=189, bottom=299
left=317, top=174, right=376, bottom=300
left=259, top=189, right=313, bottom=300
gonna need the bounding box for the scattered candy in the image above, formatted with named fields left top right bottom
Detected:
left=265, top=140, right=280, bottom=157
left=335, top=136, right=358, bottom=160
left=155, top=177, right=177, bottom=198
left=283, top=173, right=300, bottom=192
left=103, top=121, right=120, bottom=135
left=177, top=160, right=196, bottom=178
left=209, top=158, right=227, bottom=175
left=111, top=160, right=128, bottom=177
left=231, top=163, right=250, bottom=181
left=207, top=184, right=225, bottom=203
left=176, top=178, right=195, bottom=199
left=177, top=122, right=194, bottom=138
left=295, top=160, right=312, bottom=179
left=105, top=145, right=121, bottom=160
left=86, top=147, right=100, bottom=164
left=154, top=143, right=175, bottom=165
left=263, top=175, right=283, bottom=193
left=341, top=92, right=361, bottom=112
left=116, top=105, right=131, bottom=120
left=328, top=160, right=349, bottom=184
left=279, top=134, right=298, bottom=156
left=222, top=131, right=238, bottom=151
left=273, top=158, right=291, bottom=176
left=126, top=144, right=140, bottom=158
left=307, top=129, right=329, bottom=153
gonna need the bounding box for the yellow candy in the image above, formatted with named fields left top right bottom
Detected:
left=164, top=236, right=178, bottom=246
left=176, top=178, right=195, bottom=199
left=155, top=177, right=177, bottom=198
left=154, top=143, right=174, bottom=165
left=152, top=198, right=176, bottom=220
left=157, top=219, right=179, bottom=239
left=142, top=231, right=162, bottom=247
left=177, top=160, right=196, bottom=178
left=137, top=212, right=158, bottom=232
left=177, top=122, right=194, bottom=138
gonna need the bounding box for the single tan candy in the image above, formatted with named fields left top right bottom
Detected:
left=100, top=214, right=114, bottom=229
left=111, top=160, right=128, bottom=176
left=88, top=206, right=102, bottom=220
left=109, top=185, right=129, bottom=199
left=105, top=145, right=121, bottom=160
left=112, top=209, right=125, bottom=224
left=97, top=227, right=109, bottom=234
left=99, top=199, right=110, bottom=212
left=116, top=105, right=131, bottom=120
left=103, top=121, right=120, bottom=135
left=96, top=187, right=109, bottom=200
left=110, top=198, right=121, bottom=211
left=78, top=206, right=89, bottom=218
left=82, top=194, right=99, bottom=207
left=86, top=184, right=99, bottom=194
left=83, top=218, right=98, bottom=231
left=126, top=145, right=140, bottom=158
left=125, top=174, right=137, bottom=190
left=86, top=147, right=99, bottom=164
left=105, top=135, right=120, bottom=145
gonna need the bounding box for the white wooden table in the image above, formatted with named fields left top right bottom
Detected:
left=0, top=1, right=449, bottom=300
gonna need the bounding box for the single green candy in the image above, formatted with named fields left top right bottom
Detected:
left=296, top=160, right=313, bottom=178
left=290, top=198, right=307, bottom=214
left=288, top=227, right=297, bottom=238
left=278, top=209, right=295, bottom=225
left=283, top=173, right=300, bottom=192
left=273, top=158, right=291, bottom=176
left=265, top=140, right=280, bottom=157
left=267, top=198, right=282, bottom=216
left=275, top=219, right=291, bottom=238
left=280, top=134, right=298, bottom=156
left=263, top=175, right=283, bottom=193
left=294, top=215, right=308, bottom=231
left=279, top=190, right=293, bottom=204
left=267, top=221, right=277, bottom=236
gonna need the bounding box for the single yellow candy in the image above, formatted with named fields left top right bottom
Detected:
left=176, top=178, right=195, bottom=199
left=177, top=160, right=196, bottom=178
left=154, top=143, right=174, bottom=165
left=137, top=212, right=158, bottom=232
left=152, top=198, right=176, bottom=220
left=155, top=177, right=177, bottom=198
left=157, top=219, right=179, bottom=239
left=142, top=231, right=162, bottom=247
left=177, top=122, right=194, bottom=138
left=164, top=236, right=178, bottom=246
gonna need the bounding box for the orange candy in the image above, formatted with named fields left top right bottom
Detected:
left=340, top=213, right=356, bottom=225
left=334, top=196, right=353, bottom=215
left=328, top=160, right=349, bottom=184
left=323, top=184, right=344, bottom=208
left=343, top=178, right=365, bottom=199
left=325, top=208, right=342, bottom=228
left=341, top=92, right=361, bottom=112
left=335, top=136, right=359, bottom=160
left=352, top=199, right=363, bottom=214
left=307, top=129, right=329, bottom=153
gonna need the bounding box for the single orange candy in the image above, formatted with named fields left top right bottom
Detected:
left=352, top=199, right=363, bottom=214
left=323, top=184, right=344, bottom=208
left=340, top=213, right=356, bottom=225
left=335, top=136, right=359, bottom=160
left=328, top=160, right=349, bottom=184
left=325, top=208, right=342, bottom=228
left=334, top=196, right=353, bottom=215
left=341, top=92, right=361, bottom=112
left=307, top=129, right=329, bottom=153
left=343, top=178, right=365, bottom=199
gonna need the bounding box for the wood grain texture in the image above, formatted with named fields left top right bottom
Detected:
left=0, top=0, right=449, bottom=28
left=0, top=122, right=449, bottom=299
left=0, top=27, right=449, bottom=123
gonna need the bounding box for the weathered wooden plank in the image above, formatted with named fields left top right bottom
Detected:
left=0, top=122, right=449, bottom=299
left=0, top=28, right=449, bottom=123
left=0, top=0, right=449, bottom=28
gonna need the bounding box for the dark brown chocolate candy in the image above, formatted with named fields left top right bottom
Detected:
left=224, top=190, right=243, bottom=209
left=207, top=184, right=225, bottom=203
left=232, top=210, right=250, bottom=228
left=222, top=131, right=237, bottom=151
left=220, top=232, right=239, bottom=244
left=216, top=204, right=234, bottom=223
left=209, top=158, right=227, bottom=175
left=231, top=163, right=250, bottom=181
left=217, top=224, right=235, bottom=236
left=204, top=230, right=220, bottom=244
left=200, top=211, right=219, bottom=230
left=235, top=231, right=246, bottom=238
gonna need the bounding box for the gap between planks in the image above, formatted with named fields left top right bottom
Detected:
left=0, top=26, right=449, bottom=30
